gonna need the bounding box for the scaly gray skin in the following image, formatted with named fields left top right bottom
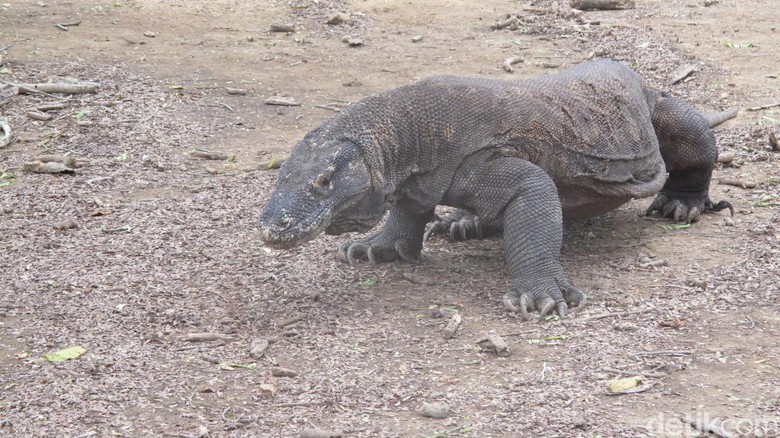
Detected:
left=259, top=60, right=734, bottom=320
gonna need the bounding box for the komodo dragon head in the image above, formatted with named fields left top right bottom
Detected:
left=259, top=130, right=386, bottom=249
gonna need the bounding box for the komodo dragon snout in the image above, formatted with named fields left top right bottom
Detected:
left=259, top=138, right=385, bottom=249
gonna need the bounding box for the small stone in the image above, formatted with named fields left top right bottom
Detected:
left=249, top=338, right=270, bottom=358
left=477, top=332, right=509, bottom=356
left=258, top=383, right=276, bottom=398
left=300, top=429, right=341, bottom=438
left=572, top=411, right=586, bottom=429
left=411, top=35, right=423, bottom=43
left=271, top=367, right=298, bottom=378
left=143, top=31, right=156, bottom=38
left=442, top=314, right=462, bottom=339
left=225, top=87, right=247, bottom=95
left=415, top=401, right=450, bottom=419
left=326, top=12, right=351, bottom=25
left=402, top=272, right=436, bottom=285
left=54, top=218, right=79, bottom=230
left=341, top=36, right=363, bottom=47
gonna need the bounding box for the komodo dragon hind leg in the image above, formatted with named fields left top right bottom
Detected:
left=646, top=96, right=734, bottom=223
left=443, top=153, right=586, bottom=320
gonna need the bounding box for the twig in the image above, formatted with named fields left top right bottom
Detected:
left=412, top=360, right=483, bottom=368
left=571, top=0, right=636, bottom=10
left=600, top=367, right=667, bottom=378
left=632, top=350, right=694, bottom=357
left=718, top=178, right=756, bottom=189
left=12, top=82, right=99, bottom=95
left=503, top=56, right=524, bottom=73
left=561, top=307, right=653, bottom=325
left=276, top=401, right=333, bottom=408
left=0, top=117, right=13, bottom=149
left=669, top=64, right=697, bottom=85
left=0, top=45, right=12, bottom=53
left=54, top=20, right=81, bottom=31
left=181, top=332, right=235, bottom=342
left=315, top=104, right=341, bottom=112
left=278, top=314, right=304, bottom=328
left=746, top=102, right=780, bottom=112
left=684, top=415, right=735, bottom=438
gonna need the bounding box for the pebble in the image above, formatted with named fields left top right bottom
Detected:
left=271, top=367, right=298, bottom=378
left=327, top=13, right=351, bottom=25
left=301, top=429, right=341, bottom=438
left=415, top=401, right=450, bottom=419
left=249, top=338, right=270, bottom=358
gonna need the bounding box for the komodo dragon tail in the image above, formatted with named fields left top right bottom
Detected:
left=703, top=108, right=738, bottom=128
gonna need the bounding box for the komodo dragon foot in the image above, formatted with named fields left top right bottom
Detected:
left=338, top=234, right=421, bottom=265
left=645, top=190, right=733, bottom=223
left=424, top=210, right=500, bottom=242
left=503, top=276, right=587, bottom=321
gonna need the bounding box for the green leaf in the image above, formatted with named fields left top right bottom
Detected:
left=74, top=110, right=87, bottom=120
left=0, top=171, right=14, bottom=180
left=358, top=277, right=377, bottom=287
left=44, top=346, right=86, bottom=362
left=0, top=181, right=13, bottom=189
left=750, top=201, right=775, bottom=207
left=660, top=224, right=691, bottom=231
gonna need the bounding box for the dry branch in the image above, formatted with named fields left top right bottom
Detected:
left=27, top=110, right=52, bottom=121
left=0, top=117, right=13, bottom=149
left=718, top=178, right=756, bottom=189
left=190, top=150, right=230, bottom=160
left=270, top=24, right=295, bottom=33
left=15, top=82, right=99, bottom=95
left=561, top=307, right=653, bottom=325
left=265, top=96, right=301, bottom=106
left=746, top=102, right=780, bottom=112
left=181, top=332, right=234, bottom=342
left=571, top=0, right=635, bottom=10
left=37, top=102, right=69, bottom=111
left=503, top=56, right=524, bottom=73
left=669, top=64, right=697, bottom=84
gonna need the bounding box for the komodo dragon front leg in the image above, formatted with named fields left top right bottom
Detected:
left=338, top=206, right=434, bottom=265
left=443, top=151, right=586, bottom=319
left=645, top=96, right=733, bottom=222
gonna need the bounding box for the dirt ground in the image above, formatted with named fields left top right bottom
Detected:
left=1, top=0, right=779, bottom=436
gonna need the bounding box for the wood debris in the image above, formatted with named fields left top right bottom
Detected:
left=571, top=0, right=635, bottom=10
left=27, top=110, right=52, bottom=121
left=13, top=81, right=99, bottom=94
left=270, top=24, right=295, bottom=33
left=477, top=333, right=509, bottom=356
left=265, top=96, right=301, bottom=106
left=181, top=332, right=235, bottom=342
left=503, top=56, right=524, bottom=73
left=718, top=178, right=756, bottom=189
left=54, top=20, right=81, bottom=31
left=669, top=64, right=697, bottom=84
left=190, top=150, right=231, bottom=160
left=442, top=313, right=462, bottom=339
left=225, top=87, right=247, bottom=95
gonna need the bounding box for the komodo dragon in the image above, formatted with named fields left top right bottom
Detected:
left=259, top=60, right=735, bottom=320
